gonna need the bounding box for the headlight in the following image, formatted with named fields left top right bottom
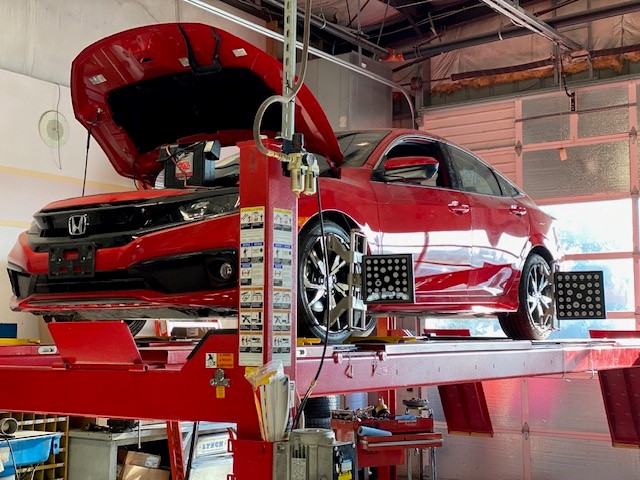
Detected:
left=178, top=196, right=238, bottom=221
left=27, top=220, right=41, bottom=235
left=179, top=200, right=212, bottom=220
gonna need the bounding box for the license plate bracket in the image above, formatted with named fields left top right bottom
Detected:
left=48, top=244, right=96, bottom=278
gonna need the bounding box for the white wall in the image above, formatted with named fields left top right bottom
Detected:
left=0, top=0, right=268, bottom=338
left=0, top=69, right=133, bottom=338
left=0, top=0, right=267, bottom=86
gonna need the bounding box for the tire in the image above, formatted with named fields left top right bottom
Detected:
left=304, top=417, right=332, bottom=429
left=125, top=320, right=146, bottom=337
left=304, top=396, right=340, bottom=419
left=45, top=316, right=146, bottom=337
left=303, top=395, right=339, bottom=429
left=499, top=253, right=554, bottom=340
left=297, top=221, right=375, bottom=344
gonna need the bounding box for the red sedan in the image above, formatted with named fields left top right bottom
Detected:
left=6, top=23, right=561, bottom=342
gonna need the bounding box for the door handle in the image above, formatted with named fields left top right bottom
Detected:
left=509, top=205, right=527, bottom=216
left=448, top=201, right=470, bottom=215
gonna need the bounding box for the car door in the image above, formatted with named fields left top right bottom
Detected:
left=370, top=136, right=473, bottom=302
left=445, top=144, right=530, bottom=298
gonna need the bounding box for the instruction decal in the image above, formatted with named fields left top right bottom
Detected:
left=273, top=208, right=294, bottom=366
left=239, top=206, right=266, bottom=366
left=240, top=207, right=265, bottom=287
left=239, top=332, right=264, bottom=366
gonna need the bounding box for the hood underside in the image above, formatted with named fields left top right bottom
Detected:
left=71, top=23, right=343, bottom=184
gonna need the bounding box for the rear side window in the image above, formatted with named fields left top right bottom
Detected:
left=448, top=146, right=502, bottom=196
left=495, top=173, right=520, bottom=197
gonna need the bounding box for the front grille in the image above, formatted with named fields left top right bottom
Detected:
left=28, top=189, right=238, bottom=251
left=9, top=249, right=237, bottom=298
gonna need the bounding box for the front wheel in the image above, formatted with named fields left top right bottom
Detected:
left=499, top=253, right=554, bottom=340
left=297, top=221, right=375, bottom=344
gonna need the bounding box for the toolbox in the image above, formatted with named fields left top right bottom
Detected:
left=331, top=417, right=442, bottom=468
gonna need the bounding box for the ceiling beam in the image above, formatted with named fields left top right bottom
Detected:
left=399, top=0, right=640, bottom=62
left=479, top=0, right=581, bottom=51
left=260, top=0, right=390, bottom=57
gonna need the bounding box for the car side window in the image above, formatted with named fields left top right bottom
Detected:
left=380, top=139, right=449, bottom=188
left=447, top=146, right=502, bottom=196
left=495, top=173, right=520, bottom=197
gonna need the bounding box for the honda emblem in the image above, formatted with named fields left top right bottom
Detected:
left=68, top=214, right=88, bottom=236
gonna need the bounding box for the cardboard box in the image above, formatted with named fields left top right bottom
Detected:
left=120, top=465, right=169, bottom=480
left=122, top=451, right=162, bottom=469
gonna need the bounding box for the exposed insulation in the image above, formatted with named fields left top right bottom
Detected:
left=432, top=53, right=632, bottom=95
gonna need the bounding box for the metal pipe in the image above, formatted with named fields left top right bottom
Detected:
left=0, top=418, right=18, bottom=436
left=281, top=0, right=298, bottom=141
left=182, top=0, right=415, bottom=126
left=261, top=0, right=390, bottom=58
left=479, top=0, right=581, bottom=51
left=400, top=0, right=640, bottom=61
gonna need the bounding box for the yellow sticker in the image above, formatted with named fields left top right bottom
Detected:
left=216, top=387, right=226, bottom=399
left=245, top=366, right=258, bottom=375
left=217, top=353, right=234, bottom=369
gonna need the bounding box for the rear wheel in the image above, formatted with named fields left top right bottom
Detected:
left=499, top=253, right=554, bottom=340
left=297, top=221, right=375, bottom=344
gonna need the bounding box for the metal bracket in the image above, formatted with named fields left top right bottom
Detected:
left=327, top=229, right=368, bottom=332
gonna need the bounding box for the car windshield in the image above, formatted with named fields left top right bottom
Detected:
left=155, top=131, right=391, bottom=188
left=318, top=130, right=391, bottom=175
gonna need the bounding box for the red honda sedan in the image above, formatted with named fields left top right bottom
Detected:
left=6, top=23, right=561, bottom=342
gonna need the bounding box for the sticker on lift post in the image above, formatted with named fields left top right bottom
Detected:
left=205, top=353, right=234, bottom=369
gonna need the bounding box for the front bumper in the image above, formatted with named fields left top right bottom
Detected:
left=8, top=214, right=240, bottom=317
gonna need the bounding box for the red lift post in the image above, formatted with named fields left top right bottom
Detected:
left=1, top=149, right=640, bottom=479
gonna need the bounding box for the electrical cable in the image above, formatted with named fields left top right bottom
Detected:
left=293, top=175, right=332, bottom=429
left=82, top=111, right=101, bottom=197
left=0, top=431, right=19, bottom=479
left=166, top=145, right=191, bottom=188
left=558, top=51, right=574, bottom=99
left=375, top=0, right=390, bottom=47
left=184, top=421, right=199, bottom=480
left=55, top=83, right=62, bottom=170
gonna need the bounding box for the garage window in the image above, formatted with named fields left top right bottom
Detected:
left=541, top=199, right=633, bottom=254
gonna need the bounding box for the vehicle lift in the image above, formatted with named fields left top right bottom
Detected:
left=2, top=4, right=640, bottom=480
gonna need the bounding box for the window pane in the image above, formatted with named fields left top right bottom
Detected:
left=578, top=109, right=628, bottom=138
left=577, top=86, right=628, bottom=110
left=562, top=259, right=634, bottom=312
left=541, top=199, right=633, bottom=254
left=424, top=317, right=636, bottom=340
left=496, top=174, right=519, bottom=197
left=523, top=141, right=629, bottom=199
left=448, top=147, right=502, bottom=196
left=522, top=116, right=570, bottom=144
left=549, top=318, right=636, bottom=340
left=423, top=317, right=506, bottom=337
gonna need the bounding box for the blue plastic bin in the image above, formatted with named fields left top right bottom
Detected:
left=0, top=431, right=62, bottom=476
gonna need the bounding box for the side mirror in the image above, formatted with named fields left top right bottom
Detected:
left=384, top=156, right=439, bottom=180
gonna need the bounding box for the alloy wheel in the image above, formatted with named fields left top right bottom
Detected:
left=525, top=260, right=554, bottom=331
left=302, top=233, right=350, bottom=333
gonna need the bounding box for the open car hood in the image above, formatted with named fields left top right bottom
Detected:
left=71, top=23, right=343, bottom=184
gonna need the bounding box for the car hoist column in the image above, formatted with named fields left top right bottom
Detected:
left=236, top=139, right=297, bottom=373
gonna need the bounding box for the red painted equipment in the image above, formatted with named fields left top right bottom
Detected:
left=332, top=417, right=441, bottom=469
